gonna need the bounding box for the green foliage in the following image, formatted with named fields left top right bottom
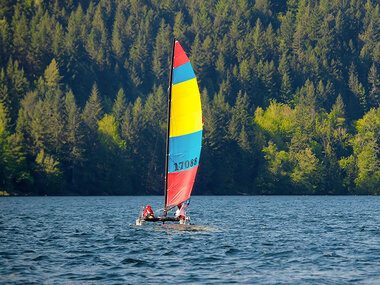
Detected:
left=255, top=102, right=295, bottom=147
left=98, top=114, right=126, bottom=152
left=0, top=0, right=379, bottom=195
left=0, top=102, right=32, bottom=193
left=35, top=149, right=63, bottom=194
left=255, top=99, right=352, bottom=194
left=348, top=108, right=380, bottom=194
left=290, top=147, right=320, bottom=193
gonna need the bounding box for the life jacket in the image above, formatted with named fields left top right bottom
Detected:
left=143, top=205, right=154, bottom=218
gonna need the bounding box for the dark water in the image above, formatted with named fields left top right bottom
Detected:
left=0, top=196, right=379, bottom=284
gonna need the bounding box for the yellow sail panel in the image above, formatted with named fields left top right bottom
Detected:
left=170, top=110, right=202, bottom=137
left=170, top=78, right=202, bottom=137
left=171, top=79, right=201, bottom=117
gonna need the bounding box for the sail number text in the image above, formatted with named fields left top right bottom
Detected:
left=174, top=158, right=198, bottom=171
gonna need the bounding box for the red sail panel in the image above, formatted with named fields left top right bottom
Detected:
left=173, top=41, right=190, bottom=68
left=167, top=166, right=199, bottom=207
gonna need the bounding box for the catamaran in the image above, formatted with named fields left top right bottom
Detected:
left=136, top=38, right=203, bottom=225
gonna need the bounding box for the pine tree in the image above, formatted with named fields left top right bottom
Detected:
left=111, top=2, right=127, bottom=61
left=112, top=88, right=127, bottom=124
left=349, top=63, right=367, bottom=114
left=65, top=5, right=84, bottom=53
left=280, top=73, right=292, bottom=103
left=152, top=19, right=171, bottom=82
left=0, top=68, right=9, bottom=107
left=0, top=101, right=31, bottom=193
left=0, top=100, right=9, bottom=142
left=229, top=91, right=251, bottom=141
left=52, top=22, right=64, bottom=60
left=253, top=18, right=266, bottom=60
left=5, top=58, right=29, bottom=123
left=0, top=18, right=11, bottom=65
left=86, top=5, right=108, bottom=67
left=44, top=59, right=62, bottom=88
left=239, top=59, right=251, bottom=87
left=215, top=53, right=226, bottom=76
left=83, top=83, right=104, bottom=132
left=173, top=11, right=186, bottom=40
left=279, top=11, right=295, bottom=53
left=127, top=32, right=148, bottom=88
left=64, top=89, right=84, bottom=165
left=255, top=0, right=271, bottom=16
left=265, top=23, right=276, bottom=58
left=359, top=4, right=380, bottom=63
left=11, top=8, right=29, bottom=61
left=192, top=2, right=212, bottom=36
left=368, top=63, right=379, bottom=108
left=262, top=60, right=276, bottom=103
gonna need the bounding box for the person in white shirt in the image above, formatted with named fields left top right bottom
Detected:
left=175, top=203, right=187, bottom=220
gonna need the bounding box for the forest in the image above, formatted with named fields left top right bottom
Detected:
left=0, top=0, right=379, bottom=196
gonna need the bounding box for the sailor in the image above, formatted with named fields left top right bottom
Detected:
left=175, top=203, right=186, bottom=220
left=143, top=205, right=154, bottom=219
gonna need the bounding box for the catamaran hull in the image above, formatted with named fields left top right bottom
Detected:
left=136, top=216, right=180, bottom=225
left=136, top=216, right=191, bottom=225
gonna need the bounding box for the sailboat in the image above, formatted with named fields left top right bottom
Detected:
left=136, top=38, right=203, bottom=225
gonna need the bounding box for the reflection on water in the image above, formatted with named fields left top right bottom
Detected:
left=0, top=196, right=379, bottom=284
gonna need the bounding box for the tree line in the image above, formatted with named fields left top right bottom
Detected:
left=0, top=0, right=379, bottom=195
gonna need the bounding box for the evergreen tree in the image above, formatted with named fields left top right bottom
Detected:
left=112, top=88, right=127, bottom=124
left=0, top=101, right=31, bottom=193
left=0, top=101, right=10, bottom=188
left=126, top=32, right=148, bottom=88
left=11, top=8, right=29, bottom=62
left=44, top=59, right=62, bottom=88
left=152, top=19, right=171, bottom=82
left=348, top=63, right=367, bottom=114
left=52, top=22, right=64, bottom=61
left=368, top=63, right=379, bottom=108
left=83, top=83, right=104, bottom=132
left=5, top=58, right=29, bottom=123
left=173, top=11, right=186, bottom=40
left=0, top=18, right=11, bottom=65
left=279, top=11, right=295, bottom=54
left=359, top=4, right=380, bottom=63
left=111, top=2, right=127, bottom=61
left=86, top=5, right=108, bottom=67
left=253, top=18, right=266, bottom=60
left=63, top=89, right=85, bottom=189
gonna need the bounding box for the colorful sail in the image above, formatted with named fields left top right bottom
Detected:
left=166, top=40, right=202, bottom=207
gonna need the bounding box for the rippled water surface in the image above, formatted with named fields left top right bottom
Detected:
left=0, top=196, right=379, bottom=284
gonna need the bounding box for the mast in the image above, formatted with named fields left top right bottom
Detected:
left=163, top=38, right=176, bottom=217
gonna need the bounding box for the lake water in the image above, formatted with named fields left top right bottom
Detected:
left=0, top=196, right=379, bottom=284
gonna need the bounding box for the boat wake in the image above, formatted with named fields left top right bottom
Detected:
left=154, top=224, right=218, bottom=232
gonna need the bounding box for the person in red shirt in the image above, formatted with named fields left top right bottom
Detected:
left=143, top=205, right=154, bottom=219
left=175, top=204, right=186, bottom=220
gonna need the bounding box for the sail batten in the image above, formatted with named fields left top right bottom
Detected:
left=166, top=40, right=202, bottom=208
